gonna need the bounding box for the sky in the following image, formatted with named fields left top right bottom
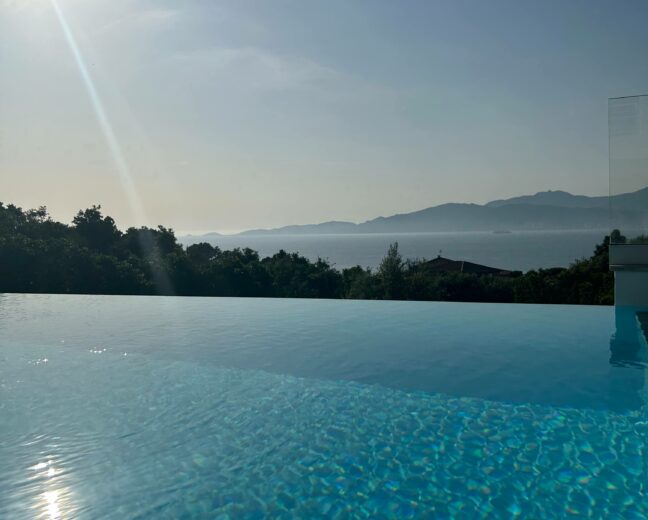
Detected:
left=2, top=0, right=648, bottom=234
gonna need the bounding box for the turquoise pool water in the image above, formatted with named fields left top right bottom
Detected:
left=1, top=294, right=647, bottom=518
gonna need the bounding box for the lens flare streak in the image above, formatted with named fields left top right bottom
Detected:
left=49, top=0, right=175, bottom=295
left=49, top=0, right=144, bottom=224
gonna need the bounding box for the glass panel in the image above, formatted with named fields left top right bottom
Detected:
left=609, top=95, right=648, bottom=244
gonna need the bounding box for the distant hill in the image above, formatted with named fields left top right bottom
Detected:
left=238, top=221, right=356, bottom=236
left=486, top=190, right=609, bottom=209
left=356, top=203, right=611, bottom=233
left=487, top=187, right=648, bottom=211
left=202, top=187, right=648, bottom=236
left=185, top=231, right=222, bottom=238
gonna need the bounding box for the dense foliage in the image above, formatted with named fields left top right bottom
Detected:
left=0, top=203, right=614, bottom=304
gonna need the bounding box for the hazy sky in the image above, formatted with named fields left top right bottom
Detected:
left=2, top=0, right=648, bottom=233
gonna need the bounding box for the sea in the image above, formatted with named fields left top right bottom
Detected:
left=179, top=230, right=608, bottom=272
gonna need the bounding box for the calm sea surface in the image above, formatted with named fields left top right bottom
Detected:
left=180, top=230, right=607, bottom=272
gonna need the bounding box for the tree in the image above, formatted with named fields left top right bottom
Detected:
left=610, top=229, right=626, bottom=245
left=378, top=242, right=405, bottom=300
left=186, top=242, right=220, bottom=267
left=72, top=205, right=121, bottom=252
left=342, top=266, right=379, bottom=299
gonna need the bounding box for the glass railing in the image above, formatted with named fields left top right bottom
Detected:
left=609, top=95, right=648, bottom=248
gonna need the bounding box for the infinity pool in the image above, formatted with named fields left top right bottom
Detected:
left=1, top=294, right=647, bottom=518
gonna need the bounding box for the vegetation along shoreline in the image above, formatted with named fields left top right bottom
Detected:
left=0, top=202, right=613, bottom=305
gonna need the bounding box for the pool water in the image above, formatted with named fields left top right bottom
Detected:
left=1, top=294, right=647, bottom=518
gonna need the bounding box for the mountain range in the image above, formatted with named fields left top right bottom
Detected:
left=214, top=187, right=648, bottom=236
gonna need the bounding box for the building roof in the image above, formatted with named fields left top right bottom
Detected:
left=423, top=256, right=512, bottom=275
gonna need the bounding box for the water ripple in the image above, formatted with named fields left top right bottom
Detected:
left=1, top=346, right=647, bottom=518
